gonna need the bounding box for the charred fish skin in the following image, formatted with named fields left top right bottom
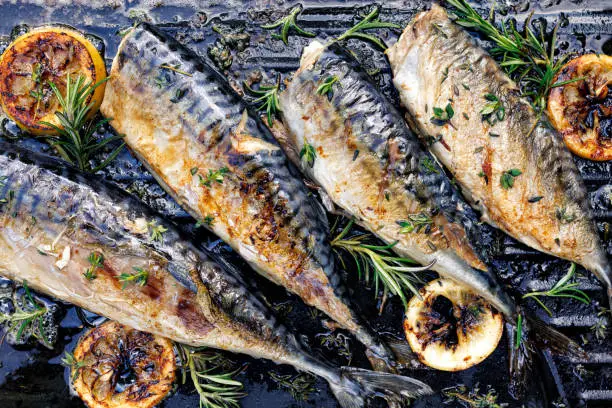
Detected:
left=0, top=143, right=433, bottom=407
left=387, top=5, right=611, bottom=301
left=279, top=41, right=515, bottom=317
left=100, top=24, right=397, bottom=369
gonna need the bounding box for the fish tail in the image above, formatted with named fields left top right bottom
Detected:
left=505, top=311, right=585, bottom=398
left=328, top=367, right=433, bottom=408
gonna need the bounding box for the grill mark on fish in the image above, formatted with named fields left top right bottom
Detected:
left=387, top=5, right=611, bottom=301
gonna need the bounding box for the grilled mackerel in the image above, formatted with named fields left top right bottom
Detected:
left=387, top=5, right=611, bottom=303
left=0, top=143, right=432, bottom=407
left=100, top=24, right=395, bottom=370
left=278, top=41, right=515, bottom=318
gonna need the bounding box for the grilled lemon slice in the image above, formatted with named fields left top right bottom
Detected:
left=0, top=26, right=106, bottom=135
left=403, top=279, right=503, bottom=371
left=548, top=54, right=612, bottom=161
left=71, top=321, right=176, bottom=408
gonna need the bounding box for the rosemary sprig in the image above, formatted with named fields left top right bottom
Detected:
left=262, top=5, right=315, bottom=45
left=177, top=343, right=245, bottom=408
left=117, top=267, right=149, bottom=289
left=299, top=139, right=317, bottom=168
left=0, top=281, right=50, bottom=346
left=331, top=219, right=434, bottom=307
left=40, top=74, right=125, bottom=173
left=335, top=6, right=400, bottom=50
left=446, top=0, right=584, bottom=111
left=243, top=75, right=281, bottom=126
left=522, top=263, right=590, bottom=316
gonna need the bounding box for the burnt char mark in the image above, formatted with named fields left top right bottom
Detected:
left=177, top=289, right=214, bottom=334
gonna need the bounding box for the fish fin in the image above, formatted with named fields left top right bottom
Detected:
left=382, top=336, right=424, bottom=368
left=329, top=367, right=433, bottom=408
left=231, top=110, right=281, bottom=155
left=506, top=313, right=586, bottom=399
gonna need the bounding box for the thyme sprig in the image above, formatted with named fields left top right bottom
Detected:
left=83, top=252, right=104, bottom=281
left=117, top=267, right=149, bottom=289
left=443, top=384, right=507, bottom=408
left=243, top=75, right=281, bottom=126
left=40, top=74, right=125, bottom=173
left=446, top=0, right=584, bottom=111
left=398, top=212, right=433, bottom=234
left=61, top=351, right=88, bottom=382
left=177, top=344, right=245, bottom=408
left=522, top=263, right=590, bottom=316
left=331, top=219, right=434, bottom=307
left=336, top=6, right=400, bottom=50
left=268, top=371, right=317, bottom=401
left=262, top=5, right=315, bottom=45
left=0, top=281, right=50, bottom=346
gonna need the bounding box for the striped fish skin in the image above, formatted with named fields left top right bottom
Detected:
left=387, top=5, right=611, bottom=302
left=279, top=41, right=515, bottom=318
left=100, top=24, right=394, bottom=369
left=0, top=143, right=433, bottom=408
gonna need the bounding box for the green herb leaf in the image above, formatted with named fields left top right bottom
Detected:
left=262, top=5, right=315, bottom=45
left=199, top=167, right=230, bottom=187
left=398, top=213, right=433, bottom=234
left=335, top=6, right=400, bottom=50
left=431, top=103, right=454, bottom=124
left=500, top=169, right=522, bottom=189
left=243, top=75, right=282, bottom=126
left=118, top=267, right=149, bottom=289
left=299, top=140, right=317, bottom=168
left=316, top=76, right=339, bottom=100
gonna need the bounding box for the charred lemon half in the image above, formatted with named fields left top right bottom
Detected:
left=548, top=54, right=612, bottom=161
left=404, top=279, right=503, bottom=371
left=71, top=321, right=176, bottom=408
left=0, top=26, right=106, bottom=135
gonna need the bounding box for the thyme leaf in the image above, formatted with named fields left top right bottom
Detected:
left=299, top=140, right=317, bottom=168
left=500, top=168, right=522, bottom=189
left=117, top=267, right=149, bottom=289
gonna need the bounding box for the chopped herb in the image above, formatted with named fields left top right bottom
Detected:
left=420, top=156, right=440, bottom=174
left=384, top=191, right=391, bottom=201
left=555, top=207, right=577, bottom=224
left=474, top=146, right=484, bottom=153
left=489, top=132, right=500, bottom=137
left=170, top=88, right=187, bottom=103
left=261, top=5, right=315, bottom=45
left=148, top=221, right=168, bottom=242
left=299, top=140, right=317, bottom=168
left=463, top=112, right=469, bottom=120
left=243, top=75, right=281, bottom=126
left=500, top=169, right=522, bottom=189
left=154, top=74, right=170, bottom=88
left=430, top=103, right=454, bottom=124
left=441, top=66, right=449, bottom=83
left=316, top=75, right=339, bottom=99
left=478, top=171, right=486, bottom=177
left=522, top=263, right=590, bottom=316
left=528, top=196, right=543, bottom=203
left=431, top=22, right=448, bottom=39
left=462, top=83, right=470, bottom=90
left=480, top=93, right=505, bottom=124
left=352, top=149, right=360, bottom=161
left=398, top=212, right=433, bottom=234
left=118, top=267, right=149, bottom=289
left=190, top=167, right=199, bottom=175
left=199, top=167, right=230, bottom=187
left=203, top=215, right=215, bottom=226
left=335, top=6, right=400, bottom=50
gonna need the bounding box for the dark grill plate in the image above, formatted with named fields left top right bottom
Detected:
left=0, top=1, right=610, bottom=407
